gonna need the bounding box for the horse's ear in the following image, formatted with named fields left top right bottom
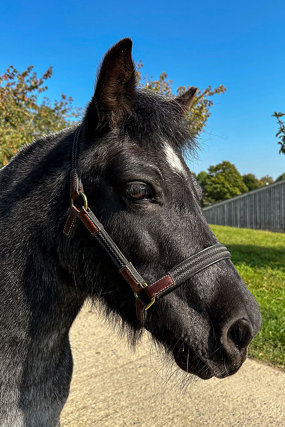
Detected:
left=88, top=38, right=136, bottom=130
left=175, top=87, right=198, bottom=112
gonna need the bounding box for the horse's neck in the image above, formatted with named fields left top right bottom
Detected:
left=0, top=271, right=84, bottom=378
left=0, top=279, right=84, bottom=426
left=0, top=127, right=74, bottom=186
left=0, top=127, right=85, bottom=425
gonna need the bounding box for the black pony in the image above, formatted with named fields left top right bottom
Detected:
left=0, top=38, right=261, bottom=426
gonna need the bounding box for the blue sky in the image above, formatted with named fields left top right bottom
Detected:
left=1, top=0, right=285, bottom=179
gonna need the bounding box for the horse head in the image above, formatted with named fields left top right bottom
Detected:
left=66, top=38, right=261, bottom=380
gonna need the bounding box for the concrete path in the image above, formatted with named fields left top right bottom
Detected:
left=61, top=307, right=285, bottom=427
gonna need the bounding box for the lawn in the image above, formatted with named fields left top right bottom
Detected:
left=210, top=225, right=285, bottom=370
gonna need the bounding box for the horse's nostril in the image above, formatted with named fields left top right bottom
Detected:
left=227, top=318, right=253, bottom=350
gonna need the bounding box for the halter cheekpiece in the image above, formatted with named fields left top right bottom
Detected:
left=64, top=126, right=231, bottom=323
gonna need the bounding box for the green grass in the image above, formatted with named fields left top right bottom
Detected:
left=210, top=225, right=285, bottom=370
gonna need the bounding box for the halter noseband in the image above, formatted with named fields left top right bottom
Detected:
left=63, top=127, right=231, bottom=323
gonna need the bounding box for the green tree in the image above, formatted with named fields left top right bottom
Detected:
left=196, top=171, right=208, bottom=189
left=259, top=175, right=274, bottom=186
left=195, top=170, right=211, bottom=206
left=204, top=161, right=248, bottom=204
left=273, top=112, right=285, bottom=154
left=242, top=173, right=262, bottom=191
left=1, top=61, right=226, bottom=167
left=136, top=62, right=226, bottom=136
left=276, top=173, right=285, bottom=182
left=0, top=65, right=82, bottom=166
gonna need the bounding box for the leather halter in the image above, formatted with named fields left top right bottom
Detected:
left=63, top=127, right=231, bottom=323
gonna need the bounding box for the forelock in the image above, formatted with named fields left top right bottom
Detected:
left=120, top=89, right=197, bottom=155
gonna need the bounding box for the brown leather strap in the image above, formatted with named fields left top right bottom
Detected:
left=78, top=208, right=99, bottom=235
left=136, top=297, right=147, bottom=324
left=119, top=266, right=145, bottom=294
left=145, top=274, right=174, bottom=299
left=63, top=206, right=80, bottom=237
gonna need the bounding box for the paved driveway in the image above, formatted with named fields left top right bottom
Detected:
left=61, top=307, right=285, bottom=427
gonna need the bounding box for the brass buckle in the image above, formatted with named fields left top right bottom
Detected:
left=145, top=297, right=155, bottom=311
left=134, top=281, right=156, bottom=311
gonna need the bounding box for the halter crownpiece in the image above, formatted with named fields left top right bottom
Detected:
left=64, top=126, right=231, bottom=323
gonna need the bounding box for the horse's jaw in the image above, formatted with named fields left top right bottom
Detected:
left=172, top=343, right=214, bottom=379
left=171, top=338, right=247, bottom=380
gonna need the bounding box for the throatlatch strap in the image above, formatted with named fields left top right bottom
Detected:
left=64, top=126, right=232, bottom=323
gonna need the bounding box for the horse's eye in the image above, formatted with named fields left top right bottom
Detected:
left=126, top=182, right=152, bottom=200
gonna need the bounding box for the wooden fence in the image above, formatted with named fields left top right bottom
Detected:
left=203, top=179, right=285, bottom=232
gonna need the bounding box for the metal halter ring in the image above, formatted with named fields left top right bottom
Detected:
left=71, top=190, right=88, bottom=210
